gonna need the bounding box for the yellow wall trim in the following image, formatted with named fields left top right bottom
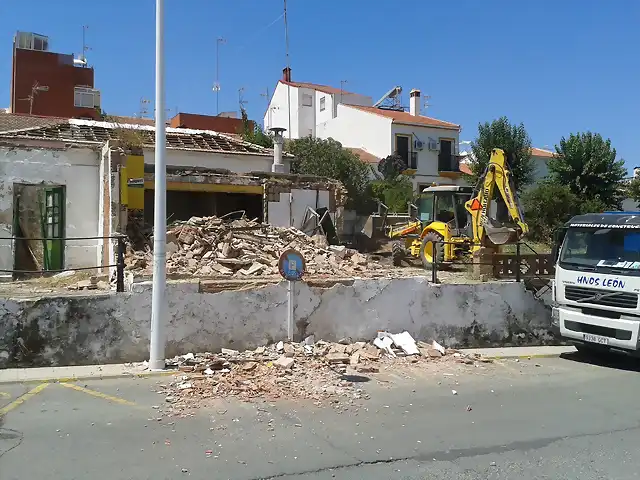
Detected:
left=144, top=181, right=263, bottom=194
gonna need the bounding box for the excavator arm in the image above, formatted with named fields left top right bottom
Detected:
left=464, top=148, right=529, bottom=246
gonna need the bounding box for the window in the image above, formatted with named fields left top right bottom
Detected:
left=395, top=134, right=411, bottom=166
left=438, top=138, right=460, bottom=172
left=302, top=94, right=313, bottom=107
left=319, top=96, right=326, bottom=111
left=74, top=87, right=101, bottom=108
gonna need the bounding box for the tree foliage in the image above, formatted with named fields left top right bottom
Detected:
left=466, top=116, right=536, bottom=190
left=626, top=176, right=640, bottom=209
left=377, top=153, right=407, bottom=182
left=286, top=137, right=373, bottom=212
left=547, top=132, right=626, bottom=210
left=239, top=108, right=274, bottom=148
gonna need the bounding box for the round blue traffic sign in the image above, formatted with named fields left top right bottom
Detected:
left=278, top=249, right=306, bottom=281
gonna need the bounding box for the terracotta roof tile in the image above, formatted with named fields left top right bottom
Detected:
left=280, top=80, right=356, bottom=96
left=109, top=115, right=156, bottom=126
left=459, top=162, right=472, bottom=175
left=0, top=112, right=68, bottom=133
left=531, top=147, right=555, bottom=158
left=346, top=147, right=380, bottom=164
left=345, top=105, right=460, bottom=130
left=0, top=119, right=275, bottom=156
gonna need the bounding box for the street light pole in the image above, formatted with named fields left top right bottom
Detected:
left=149, top=0, right=167, bottom=371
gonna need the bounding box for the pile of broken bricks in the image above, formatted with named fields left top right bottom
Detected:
left=151, top=333, right=492, bottom=416
left=125, top=215, right=380, bottom=278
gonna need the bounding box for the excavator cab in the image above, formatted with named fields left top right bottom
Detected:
left=418, top=186, right=473, bottom=237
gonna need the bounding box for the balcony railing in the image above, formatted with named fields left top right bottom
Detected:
left=438, top=154, right=461, bottom=173
left=393, top=151, right=418, bottom=170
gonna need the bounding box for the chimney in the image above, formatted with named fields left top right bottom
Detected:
left=409, top=89, right=420, bottom=116
left=282, top=67, right=292, bottom=82
left=269, top=127, right=287, bottom=173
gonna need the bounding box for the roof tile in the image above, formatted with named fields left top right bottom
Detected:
left=345, top=105, right=460, bottom=130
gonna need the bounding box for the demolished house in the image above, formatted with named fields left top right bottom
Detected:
left=0, top=114, right=346, bottom=278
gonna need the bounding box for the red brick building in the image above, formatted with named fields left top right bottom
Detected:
left=169, top=112, right=253, bottom=135
left=10, top=31, right=100, bottom=119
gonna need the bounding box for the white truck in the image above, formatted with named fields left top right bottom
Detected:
left=551, top=212, right=640, bottom=355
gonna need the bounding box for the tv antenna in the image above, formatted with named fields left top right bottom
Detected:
left=214, top=37, right=226, bottom=115
left=139, top=97, right=151, bottom=118
left=340, top=80, right=348, bottom=104
left=238, top=87, right=248, bottom=111
left=19, top=81, right=49, bottom=115
left=73, top=25, right=91, bottom=66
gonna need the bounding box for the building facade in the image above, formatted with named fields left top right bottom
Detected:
left=10, top=31, right=100, bottom=120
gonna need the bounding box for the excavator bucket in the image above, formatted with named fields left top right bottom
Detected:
left=361, top=215, right=375, bottom=239
left=485, top=225, right=519, bottom=245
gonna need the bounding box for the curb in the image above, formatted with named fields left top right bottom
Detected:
left=0, top=370, right=176, bottom=386
left=486, top=353, right=571, bottom=360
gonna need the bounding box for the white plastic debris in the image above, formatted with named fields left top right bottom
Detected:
left=177, top=382, right=192, bottom=390
left=374, top=332, right=396, bottom=357
left=204, top=368, right=215, bottom=375
left=452, top=389, right=458, bottom=395
left=276, top=341, right=284, bottom=352
left=182, top=353, right=195, bottom=361
left=432, top=340, right=446, bottom=355
left=391, top=331, right=420, bottom=356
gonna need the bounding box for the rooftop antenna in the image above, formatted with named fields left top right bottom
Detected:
left=73, top=25, right=90, bottom=66
left=19, top=81, right=49, bottom=115
left=139, top=97, right=151, bottom=118
left=214, top=37, right=226, bottom=115
left=423, top=94, right=431, bottom=112
left=238, top=87, right=248, bottom=111
left=284, top=0, right=291, bottom=139
left=340, top=80, right=348, bottom=105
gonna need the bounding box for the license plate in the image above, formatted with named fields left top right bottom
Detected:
left=583, top=333, right=609, bottom=345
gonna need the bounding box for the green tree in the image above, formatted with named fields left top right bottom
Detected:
left=522, top=182, right=608, bottom=243
left=626, top=176, right=640, bottom=209
left=239, top=108, right=274, bottom=148
left=466, top=116, right=536, bottom=190
left=547, top=132, right=626, bottom=210
left=286, top=137, right=373, bottom=212
left=369, top=153, right=413, bottom=212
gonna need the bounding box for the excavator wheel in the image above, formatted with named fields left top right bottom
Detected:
left=391, top=242, right=405, bottom=266
left=420, top=232, right=445, bottom=269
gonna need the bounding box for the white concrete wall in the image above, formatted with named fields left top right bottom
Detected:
left=317, top=104, right=392, bottom=158
left=531, top=154, right=550, bottom=183
left=315, top=91, right=334, bottom=125
left=0, top=278, right=554, bottom=367
left=266, top=188, right=333, bottom=230
left=142, top=148, right=288, bottom=174
left=0, top=146, right=101, bottom=273
left=298, top=87, right=316, bottom=138
left=264, top=81, right=300, bottom=139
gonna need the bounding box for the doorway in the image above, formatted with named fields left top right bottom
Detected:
left=12, top=184, right=65, bottom=275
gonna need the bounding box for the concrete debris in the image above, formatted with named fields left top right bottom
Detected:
left=157, top=339, right=491, bottom=415
left=125, top=215, right=383, bottom=277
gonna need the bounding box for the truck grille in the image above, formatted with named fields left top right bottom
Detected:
left=564, top=285, right=638, bottom=309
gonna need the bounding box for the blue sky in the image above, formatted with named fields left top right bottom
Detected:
left=1, top=0, right=638, bottom=169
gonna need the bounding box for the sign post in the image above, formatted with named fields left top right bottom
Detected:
left=278, top=249, right=306, bottom=341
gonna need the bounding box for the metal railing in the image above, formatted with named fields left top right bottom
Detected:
left=0, top=234, right=127, bottom=292
left=426, top=239, right=554, bottom=298
left=437, top=154, right=461, bottom=173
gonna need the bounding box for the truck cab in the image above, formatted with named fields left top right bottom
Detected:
left=551, top=212, right=640, bottom=355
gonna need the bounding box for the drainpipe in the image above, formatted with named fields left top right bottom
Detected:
left=270, top=127, right=287, bottom=173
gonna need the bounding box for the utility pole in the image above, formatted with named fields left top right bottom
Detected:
left=215, top=37, right=226, bottom=115
left=284, top=0, right=291, bottom=139
left=260, top=87, right=271, bottom=128
left=238, top=87, right=248, bottom=112
left=149, top=0, right=167, bottom=371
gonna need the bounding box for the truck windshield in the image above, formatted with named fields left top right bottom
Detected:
left=560, top=227, right=640, bottom=271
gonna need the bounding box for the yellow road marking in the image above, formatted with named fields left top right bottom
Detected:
left=59, top=382, right=136, bottom=406
left=0, top=383, right=49, bottom=416
left=0, top=392, right=10, bottom=398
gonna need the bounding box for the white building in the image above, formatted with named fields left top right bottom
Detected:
left=265, top=69, right=463, bottom=192
left=459, top=147, right=556, bottom=185
left=0, top=115, right=343, bottom=277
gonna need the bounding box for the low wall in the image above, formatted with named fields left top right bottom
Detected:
left=0, top=278, right=553, bottom=368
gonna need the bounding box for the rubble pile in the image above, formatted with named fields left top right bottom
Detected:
left=125, top=215, right=378, bottom=277
left=153, top=333, right=491, bottom=415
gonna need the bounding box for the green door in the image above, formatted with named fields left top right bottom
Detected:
left=40, top=187, right=65, bottom=271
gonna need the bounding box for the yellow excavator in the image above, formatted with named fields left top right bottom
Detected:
left=382, top=148, right=529, bottom=268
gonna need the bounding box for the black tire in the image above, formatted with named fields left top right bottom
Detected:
left=391, top=242, right=405, bottom=266
left=420, top=232, right=445, bottom=269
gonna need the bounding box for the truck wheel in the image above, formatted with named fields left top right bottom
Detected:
left=391, top=242, right=405, bottom=266
left=420, top=232, right=445, bottom=269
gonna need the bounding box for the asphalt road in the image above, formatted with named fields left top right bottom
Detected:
left=2, top=352, right=640, bottom=479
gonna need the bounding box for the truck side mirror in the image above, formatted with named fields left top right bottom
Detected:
left=551, top=227, right=568, bottom=263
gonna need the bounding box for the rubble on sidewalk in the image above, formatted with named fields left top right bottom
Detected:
left=152, top=333, right=492, bottom=416
left=124, top=215, right=383, bottom=278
